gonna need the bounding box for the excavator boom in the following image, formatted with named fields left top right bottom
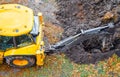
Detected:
left=48, top=23, right=114, bottom=52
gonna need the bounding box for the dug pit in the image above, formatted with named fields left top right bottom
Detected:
left=65, top=34, right=120, bottom=64
left=56, top=0, right=120, bottom=64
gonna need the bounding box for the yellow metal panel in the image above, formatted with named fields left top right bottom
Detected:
left=36, top=50, right=45, bottom=66
left=36, top=13, right=44, bottom=48
left=0, top=4, right=34, bottom=36
left=0, top=51, right=4, bottom=64
left=4, top=44, right=38, bottom=57
left=35, top=13, right=45, bottom=66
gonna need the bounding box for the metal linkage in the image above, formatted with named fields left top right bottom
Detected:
left=48, top=23, right=114, bottom=52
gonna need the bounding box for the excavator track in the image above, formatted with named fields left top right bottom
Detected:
left=5, top=56, right=36, bottom=68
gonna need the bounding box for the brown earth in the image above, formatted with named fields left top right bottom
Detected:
left=0, top=1, right=120, bottom=77
left=1, top=0, right=120, bottom=64
left=56, top=0, right=120, bottom=64
left=44, top=22, right=64, bottom=44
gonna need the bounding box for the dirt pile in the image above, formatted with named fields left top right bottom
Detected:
left=56, top=0, right=120, bottom=64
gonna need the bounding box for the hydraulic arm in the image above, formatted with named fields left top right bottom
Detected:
left=48, top=23, right=115, bottom=52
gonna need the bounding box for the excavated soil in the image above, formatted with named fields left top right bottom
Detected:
left=1, top=0, right=120, bottom=64
left=56, top=0, right=120, bottom=64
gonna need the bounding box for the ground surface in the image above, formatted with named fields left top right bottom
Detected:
left=0, top=54, right=120, bottom=77
left=0, top=0, right=120, bottom=77
left=56, top=0, right=120, bottom=64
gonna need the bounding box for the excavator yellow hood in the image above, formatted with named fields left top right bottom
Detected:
left=0, top=4, right=34, bottom=36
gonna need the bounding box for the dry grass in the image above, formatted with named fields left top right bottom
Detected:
left=0, top=54, right=120, bottom=77
left=44, top=22, right=64, bottom=44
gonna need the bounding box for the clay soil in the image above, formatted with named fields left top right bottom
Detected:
left=56, top=0, right=120, bottom=64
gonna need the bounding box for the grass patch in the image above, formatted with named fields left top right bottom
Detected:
left=0, top=54, right=120, bottom=77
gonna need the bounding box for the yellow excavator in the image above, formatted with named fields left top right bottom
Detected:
left=0, top=4, right=45, bottom=68
left=0, top=4, right=115, bottom=68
